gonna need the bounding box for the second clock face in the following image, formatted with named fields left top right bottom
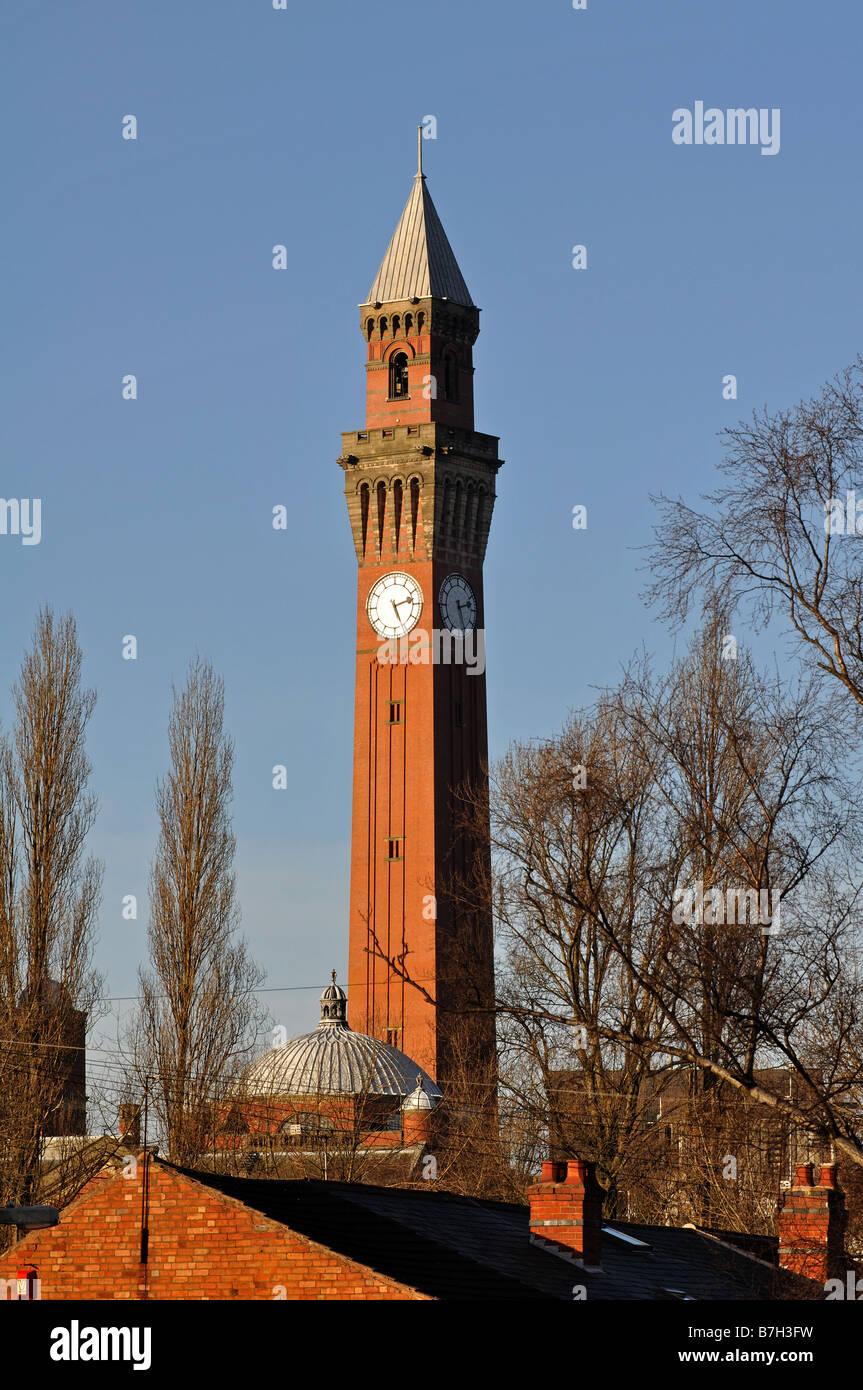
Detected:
left=366, top=571, right=423, bottom=639
left=439, top=573, right=477, bottom=632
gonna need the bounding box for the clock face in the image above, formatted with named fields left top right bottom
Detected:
left=438, top=573, right=477, bottom=633
left=366, top=571, right=423, bottom=639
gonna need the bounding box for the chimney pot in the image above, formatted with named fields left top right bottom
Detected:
left=819, top=1163, right=838, bottom=1189
left=794, top=1162, right=814, bottom=1187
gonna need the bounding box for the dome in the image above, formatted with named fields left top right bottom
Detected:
left=243, top=972, right=442, bottom=1102
left=402, top=1074, right=438, bottom=1112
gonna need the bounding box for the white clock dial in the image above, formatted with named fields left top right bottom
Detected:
left=366, top=571, right=423, bottom=639
left=438, top=573, right=477, bottom=633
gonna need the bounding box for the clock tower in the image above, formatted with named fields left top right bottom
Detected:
left=339, top=142, right=501, bottom=1090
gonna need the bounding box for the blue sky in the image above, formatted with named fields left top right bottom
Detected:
left=2, top=0, right=861, bottom=1070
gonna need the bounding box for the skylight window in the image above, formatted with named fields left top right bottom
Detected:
left=602, top=1227, right=652, bottom=1250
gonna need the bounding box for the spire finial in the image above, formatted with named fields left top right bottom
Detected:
left=331, top=968, right=337, bottom=985
left=417, top=123, right=423, bottom=178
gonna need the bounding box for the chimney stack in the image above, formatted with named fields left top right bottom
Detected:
left=118, top=1103, right=141, bottom=1147
left=527, top=1157, right=604, bottom=1270
left=777, top=1162, right=847, bottom=1283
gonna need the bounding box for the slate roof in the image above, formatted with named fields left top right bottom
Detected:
left=365, top=174, right=474, bottom=308
left=172, top=1164, right=817, bottom=1301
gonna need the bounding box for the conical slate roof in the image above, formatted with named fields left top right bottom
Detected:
left=242, top=975, right=442, bottom=1101
left=365, top=173, right=474, bottom=308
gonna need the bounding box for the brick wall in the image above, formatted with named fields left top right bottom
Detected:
left=1, top=1156, right=428, bottom=1301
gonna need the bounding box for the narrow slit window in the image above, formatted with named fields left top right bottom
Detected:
left=410, top=478, right=420, bottom=550
left=386, top=838, right=403, bottom=861
left=377, top=481, right=387, bottom=551
left=360, top=483, right=370, bottom=554
left=388, top=701, right=403, bottom=724
left=392, top=480, right=403, bottom=552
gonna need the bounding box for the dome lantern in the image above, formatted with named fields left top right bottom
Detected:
left=319, top=969, right=347, bottom=1025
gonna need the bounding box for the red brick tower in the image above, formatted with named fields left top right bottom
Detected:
left=339, top=139, right=501, bottom=1088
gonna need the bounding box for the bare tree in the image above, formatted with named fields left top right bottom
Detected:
left=478, top=696, right=679, bottom=1216
left=619, top=604, right=853, bottom=1070
left=128, top=658, right=264, bottom=1166
left=648, top=355, right=863, bottom=718
left=0, top=608, right=103, bottom=1213
left=472, top=610, right=863, bottom=1224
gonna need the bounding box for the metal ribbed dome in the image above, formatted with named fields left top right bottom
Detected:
left=243, top=974, right=442, bottom=1101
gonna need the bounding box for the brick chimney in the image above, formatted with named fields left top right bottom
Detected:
left=527, top=1158, right=604, bottom=1270
left=777, top=1162, right=847, bottom=1283
left=118, top=1103, right=141, bottom=1147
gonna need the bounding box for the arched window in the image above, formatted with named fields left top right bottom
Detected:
left=377, top=481, right=387, bottom=549
left=410, top=477, right=421, bottom=550
left=393, top=479, right=403, bottom=552
left=404, top=313, right=413, bottom=334
left=389, top=351, right=409, bottom=399
left=441, top=477, right=452, bottom=537
left=360, top=483, right=370, bottom=554
left=366, top=318, right=375, bottom=341
left=379, top=316, right=388, bottom=338
left=464, top=483, right=475, bottom=540
left=392, top=314, right=401, bottom=334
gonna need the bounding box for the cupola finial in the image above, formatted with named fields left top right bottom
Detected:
left=417, top=123, right=423, bottom=179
